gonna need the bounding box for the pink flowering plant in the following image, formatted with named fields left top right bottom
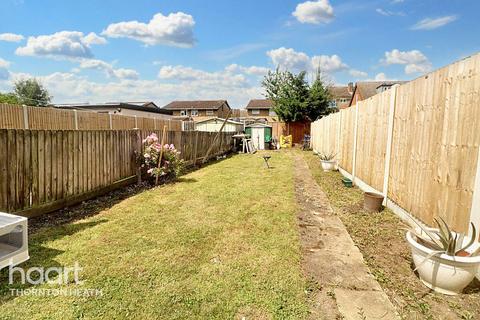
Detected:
left=140, top=133, right=184, bottom=182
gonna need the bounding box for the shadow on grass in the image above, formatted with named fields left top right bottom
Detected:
left=0, top=219, right=107, bottom=303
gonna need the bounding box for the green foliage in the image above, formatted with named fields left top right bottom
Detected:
left=262, top=68, right=333, bottom=122
left=13, top=78, right=51, bottom=106
left=0, top=92, right=21, bottom=104
left=318, top=151, right=336, bottom=161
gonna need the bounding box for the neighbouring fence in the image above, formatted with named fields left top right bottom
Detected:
left=311, top=52, right=480, bottom=233
left=0, top=129, right=233, bottom=217
left=267, top=121, right=311, bottom=143
left=0, top=103, right=189, bottom=131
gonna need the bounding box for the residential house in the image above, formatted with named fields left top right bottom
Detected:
left=348, top=81, right=407, bottom=107
left=162, top=100, right=231, bottom=119
left=54, top=101, right=173, bottom=119
left=328, top=83, right=354, bottom=110
left=245, top=99, right=276, bottom=117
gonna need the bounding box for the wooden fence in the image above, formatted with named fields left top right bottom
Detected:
left=0, top=129, right=233, bottom=217
left=311, top=52, right=480, bottom=233
left=0, top=104, right=188, bottom=131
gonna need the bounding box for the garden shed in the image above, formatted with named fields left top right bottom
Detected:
left=245, top=123, right=272, bottom=150
left=195, top=117, right=244, bottom=132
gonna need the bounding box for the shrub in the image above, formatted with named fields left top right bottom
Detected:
left=140, top=133, right=184, bottom=182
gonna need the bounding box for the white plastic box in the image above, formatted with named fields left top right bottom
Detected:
left=0, top=212, right=29, bottom=270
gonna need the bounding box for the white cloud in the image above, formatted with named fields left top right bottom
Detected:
left=266, top=47, right=348, bottom=74
left=383, top=49, right=432, bottom=74
left=78, top=59, right=139, bottom=80
left=102, top=12, right=195, bottom=47
left=349, top=69, right=368, bottom=78
left=375, top=8, right=404, bottom=17
left=15, top=31, right=106, bottom=60
left=293, top=0, right=334, bottom=24
left=0, top=58, right=10, bottom=80
left=411, top=15, right=457, bottom=30
left=374, top=72, right=388, bottom=81
left=0, top=33, right=24, bottom=42
left=3, top=65, right=263, bottom=108
left=225, top=64, right=269, bottom=76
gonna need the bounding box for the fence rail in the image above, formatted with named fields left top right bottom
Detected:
left=0, top=129, right=233, bottom=217
left=0, top=104, right=188, bottom=131
left=311, top=52, right=480, bottom=233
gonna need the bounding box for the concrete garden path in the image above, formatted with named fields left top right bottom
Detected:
left=294, top=155, right=399, bottom=320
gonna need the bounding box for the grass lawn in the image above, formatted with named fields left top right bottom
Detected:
left=302, top=151, right=480, bottom=320
left=0, top=152, right=310, bottom=319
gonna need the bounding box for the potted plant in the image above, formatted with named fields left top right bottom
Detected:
left=406, top=217, right=480, bottom=295
left=318, top=152, right=336, bottom=171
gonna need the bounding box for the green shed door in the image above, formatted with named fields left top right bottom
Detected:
left=264, top=127, right=272, bottom=142
left=245, top=127, right=252, bottom=137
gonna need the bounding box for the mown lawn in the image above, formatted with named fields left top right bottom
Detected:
left=0, top=152, right=309, bottom=319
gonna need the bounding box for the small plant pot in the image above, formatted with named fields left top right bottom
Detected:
left=363, top=192, right=384, bottom=212
left=320, top=160, right=336, bottom=172
left=406, top=230, right=480, bottom=295
left=341, top=178, right=353, bottom=188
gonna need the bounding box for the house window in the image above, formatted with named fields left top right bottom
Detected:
left=329, top=100, right=337, bottom=108
left=191, top=109, right=199, bottom=117
left=206, top=110, right=214, bottom=116
left=340, top=98, right=349, bottom=103
left=180, top=110, right=187, bottom=116
left=269, top=109, right=276, bottom=116
left=251, top=109, right=260, bottom=115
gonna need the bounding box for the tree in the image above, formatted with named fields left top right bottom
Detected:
left=0, top=92, right=21, bottom=104
left=13, top=78, right=51, bottom=106
left=262, top=69, right=309, bottom=122
left=262, top=68, right=333, bottom=122
left=306, top=69, right=332, bottom=120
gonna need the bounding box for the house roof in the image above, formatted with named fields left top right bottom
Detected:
left=162, top=100, right=230, bottom=110
left=54, top=102, right=172, bottom=115
left=328, top=86, right=352, bottom=99
left=245, top=99, right=273, bottom=109
left=356, top=81, right=407, bottom=100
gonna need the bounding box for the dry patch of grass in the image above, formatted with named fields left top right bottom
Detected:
left=0, top=152, right=310, bottom=319
left=302, top=151, right=480, bottom=320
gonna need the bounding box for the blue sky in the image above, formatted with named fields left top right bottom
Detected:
left=0, top=0, right=479, bottom=107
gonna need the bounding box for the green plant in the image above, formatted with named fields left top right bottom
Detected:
left=318, top=151, right=336, bottom=161
left=409, top=217, right=480, bottom=257
left=140, top=133, right=184, bottom=182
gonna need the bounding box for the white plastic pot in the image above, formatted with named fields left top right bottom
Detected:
left=320, top=160, right=336, bottom=172
left=406, top=230, right=480, bottom=295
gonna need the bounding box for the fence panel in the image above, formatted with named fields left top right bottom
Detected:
left=0, top=129, right=234, bottom=217
left=388, top=55, right=480, bottom=231
left=310, top=52, right=480, bottom=232
left=354, top=90, right=391, bottom=191
left=0, top=104, right=185, bottom=131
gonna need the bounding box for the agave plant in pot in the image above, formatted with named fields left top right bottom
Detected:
left=318, top=151, right=337, bottom=172
left=406, top=217, right=480, bottom=295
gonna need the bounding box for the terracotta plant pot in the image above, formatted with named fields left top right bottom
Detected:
left=363, top=192, right=384, bottom=212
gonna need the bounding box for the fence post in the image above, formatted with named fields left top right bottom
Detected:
left=135, top=129, right=142, bottom=184
left=73, top=110, right=79, bottom=130
left=336, top=111, right=341, bottom=164
left=469, top=147, right=480, bottom=239
left=109, top=114, right=113, bottom=129
left=382, top=85, right=398, bottom=205
left=351, top=104, right=359, bottom=184
left=22, top=105, right=29, bottom=129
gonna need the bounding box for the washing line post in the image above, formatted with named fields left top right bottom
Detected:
left=382, top=85, right=399, bottom=205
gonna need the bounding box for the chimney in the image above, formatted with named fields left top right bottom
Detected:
left=348, top=82, right=354, bottom=94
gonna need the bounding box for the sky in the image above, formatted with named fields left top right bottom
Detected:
left=0, top=0, right=479, bottom=108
